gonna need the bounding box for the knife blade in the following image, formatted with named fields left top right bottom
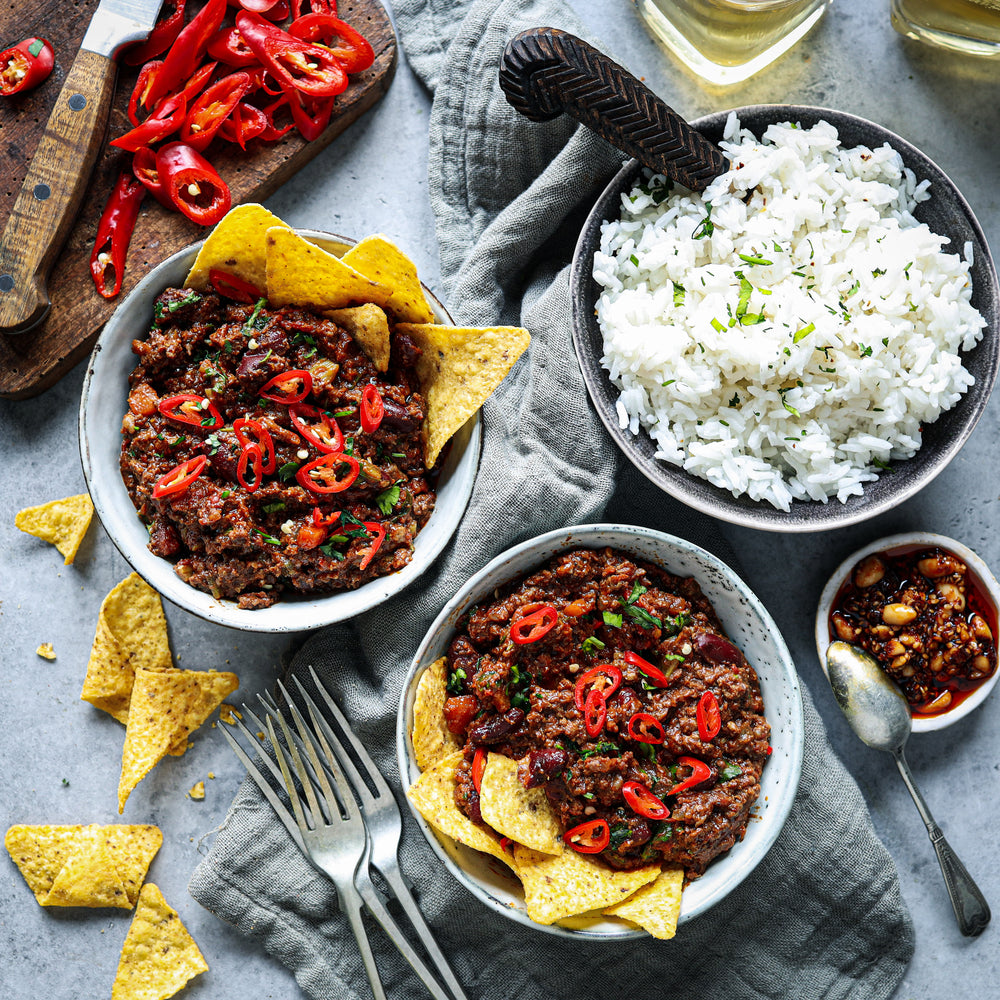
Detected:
left=0, top=0, right=164, bottom=335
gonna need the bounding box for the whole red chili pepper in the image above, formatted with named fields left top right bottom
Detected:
left=696, top=690, right=722, bottom=741
left=563, top=819, right=610, bottom=854
left=290, top=403, right=343, bottom=453
left=510, top=605, right=558, bottom=645
left=236, top=11, right=348, bottom=99
left=156, top=141, right=232, bottom=225
left=90, top=171, right=146, bottom=300
left=296, top=452, right=360, bottom=494
left=146, top=0, right=227, bottom=106
left=233, top=416, right=276, bottom=472
left=237, top=443, right=264, bottom=492
left=583, top=686, right=607, bottom=738
left=152, top=455, right=208, bottom=498
left=667, top=757, right=713, bottom=796
left=210, top=269, right=263, bottom=302
left=359, top=384, right=385, bottom=434
left=622, top=781, right=670, bottom=821
left=573, top=664, right=622, bottom=712
left=471, top=747, right=486, bottom=793
left=218, top=102, right=269, bottom=147
left=181, top=71, right=253, bottom=151
left=0, top=37, right=54, bottom=96
left=260, top=369, right=312, bottom=403
left=624, top=650, right=672, bottom=688
left=287, top=14, right=374, bottom=73
left=159, top=393, right=224, bottom=429
left=124, top=0, right=187, bottom=66
left=359, top=521, right=386, bottom=570
left=627, top=712, right=665, bottom=744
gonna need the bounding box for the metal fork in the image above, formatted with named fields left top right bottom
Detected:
left=222, top=696, right=457, bottom=1000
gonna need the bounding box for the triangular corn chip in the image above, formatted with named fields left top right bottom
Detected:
left=81, top=574, right=172, bottom=724
left=325, top=304, right=392, bottom=371
left=478, top=754, right=562, bottom=854
left=342, top=235, right=435, bottom=323
left=4, top=825, right=81, bottom=904
left=395, top=323, right=530, bottom=467
left=184, top=203, right=290, bottom=294
left=118, top=668, right=238, bottom=812
left=604, top=866, right=684, bottom=940
left=44, top=829, right=131, bottom=908
left=112, top=884, right=208, bottom=1000
left=266, top=227, right=391, bottom=309
left=15, top=493, right=93, bottom=564
left=411, top=658, right=459, bottom=771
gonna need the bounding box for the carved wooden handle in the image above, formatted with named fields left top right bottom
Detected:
left=499, top=27, right=727, bottom=192
left=0, top=49, right=117, bottom=335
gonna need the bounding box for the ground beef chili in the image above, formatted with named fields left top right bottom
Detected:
left=120, top=287, right=435, bottom=609
left=443, top=548, right=771, bottom=878
left=829, top=546, right=997, bottom=714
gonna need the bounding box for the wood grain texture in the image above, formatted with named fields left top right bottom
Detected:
left=0, top=0, right=396, bottom=399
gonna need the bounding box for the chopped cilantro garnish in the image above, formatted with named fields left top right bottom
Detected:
left=735, top=275, right=753, bottom=319
left=577, top=740, right=619, bottom=760
left=737, top=253, right=773, bottom=266
left=446, top=667, right=467, bottom=695
left=375, top=484, right=401, bottom=515
left=242, top=297, right=267, bottom=332
left=220, top=489, right=232, bottom=499
left=262, top=502, right=286, bottom=514
left=319, top=542, right=345, bottom=560
left=252, top=527, right=281, bottom=545
left=626, top=582, right=647, bottom=605
left=623, top=603, right=662, bottom=630
left=333, top=408, right=355, bottom=418
left=664, top=613, right=688, bottom=636
left=718, top=762, right=743, bottom=782
left=581, top=636, right=606, bottom=654
left=859, top=344, right=873, bottom=357
left=602, top=611, right=623, bottom=629
left=710, top=317, right=725, bottom=333
left=691, top=202, right=713, bottom=239
left=672, top=281, right=685, bottom=306
left=168, top=292, right=202, bottom=313
left=278, top=461, right=301, bottom=481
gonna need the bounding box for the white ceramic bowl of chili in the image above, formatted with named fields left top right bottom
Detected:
left=814, top=532, right=1000, bottom=733
left=79, top=230, right=481, bottom=633
left=397, top=523, right=805, bottom=939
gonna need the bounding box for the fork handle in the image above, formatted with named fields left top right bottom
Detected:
left=341, top=889, right=388, bottom=1000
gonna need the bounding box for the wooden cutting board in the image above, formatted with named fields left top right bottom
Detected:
left=0, top=0, right=396, bottom=399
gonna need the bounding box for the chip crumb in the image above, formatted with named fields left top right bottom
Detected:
left=218, top=703, right=241, bottom=724
left=36, top=643, right=56, bottom=660
left=187, top=782, right=205, bottom=801
left=207, top=772, right=215, bottom=779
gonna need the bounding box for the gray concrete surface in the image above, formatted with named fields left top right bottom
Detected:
left=2, top=1, right=999, bottom=997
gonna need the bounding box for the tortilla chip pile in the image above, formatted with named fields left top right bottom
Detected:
left=5, top=824, right=161, bottom=909
left=15, top=493, right=93, bottom=564
left=184, top=204, right=530, bottom=469
left=408, top=659, right=685, bottom=939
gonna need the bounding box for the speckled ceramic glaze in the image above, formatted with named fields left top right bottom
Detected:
left=79, top=232, right=480, bottom=633
left=397, top=523, right=804, bottom=939
left=815, top=532, right=1000, bottom=733
left=571, top=106, right=1000, bottom=532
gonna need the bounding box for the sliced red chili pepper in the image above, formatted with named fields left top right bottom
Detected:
left=312, top=507, right=340, bottom=529
left=499, top=836, right=513, bottom=854
left=156, top=141, right=232, bottom=225
left=296, top=452, right=360, bottom=494
left=291, top=0, right=336, bottom=18
left=573, top=664, right=622, bottom=712
left=236, top=11, right=348, bottom=98
left=181, top=71, right=252, bottom=151
left=583, top=686, right=607, bottom=738
left=258, top=95, right=294, bottom=139
left=207, top=25, right=259, bottom=66
left=124, top=60, right=217, bottom=142
left=0, top=37, right=54, bottom=97
left=145, top=0, right=227, bottom=106
left=287, top=14, right=374, bottom=73
left=132, top=146, right=174, bottom=209
left=127, top=61, right=162, bottom=126
left=510, top=605, right=558, bottom=645
left=159, top=393, right=224, bottom=430
left=152, top=455, right=208, bottom=498
left=237, top=443, right=264, bottom=492
left=90, top=172, right=146, bottom=300
left=124, top=0, right=187, bottom=66
left=471, top=748, right=486, bottom=793
left=359, top=521, right=386, bottom=570
left=627, top=712, right=665, bottom=744
left=260, top=0, right=290, bottom=19
left=667, top=757, right=713, bottom=796
left=210, top=269, right=263, bottom=303
left=289, top=403, right=344, bottom=453
left=260, top=369, right=312, bottom=404
left=622, top=781, right=670, bottom=821
left=563, top=819, right=610, bottom=854
left=359, top=384, right=385, bottom=434
left=624, top=650, right=671, bottom=688
left=296, top=522, right=327, bottom=549
left=286, top=89, right=335, bottom=142
left=218, top=101, right=269, bottom=147
left=233, top=416, right=276, bottom=472
left=237, top=0, right=283, bottom=13
left=111, top=97, right=187, bottom=152
left=696, top=690, right=722, bottom=741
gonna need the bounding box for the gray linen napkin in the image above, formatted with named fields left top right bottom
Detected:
left=190, top=1, right=915, bottom=996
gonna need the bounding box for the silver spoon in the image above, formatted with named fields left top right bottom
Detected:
left=826, top=640, right=990, bottom=937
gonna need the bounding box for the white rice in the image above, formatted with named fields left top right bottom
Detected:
left=593, top=116, right=986, bottom=511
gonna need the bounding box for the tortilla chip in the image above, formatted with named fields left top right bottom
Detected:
left=342, top=235, right=435, bottom=323
left=325, top=303, right=392, bottom=371
left=512, top=845, right=660, bottom=925
left=112, top=884, right=208, bottom=1000
left=118, top=668, right=238, bottom=813
left=81, top=573, right=172, bottom=724
left=184, top=203, right=290, bottom=294
left=36, top=643, right=55, bottom=660
left=15, top=494, right=93, bottom=564
left=265, top=227, right=392, bottom=310
left=407, top=752, right=512, bottom=868
left=395, top=323, right=530, bottom=467
left=478, top=754, right=562, bottom=854
left=411, top=658, right=459, bottom=771
left=604, top=866, right=684, bottom=940
left=188, top=781, right=205, bottom=801
left=4, top=824, right=161, bottom=908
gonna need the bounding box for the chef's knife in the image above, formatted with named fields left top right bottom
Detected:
left=0, top=0, right=163, bottom=335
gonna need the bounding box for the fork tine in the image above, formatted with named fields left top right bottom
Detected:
left=219, top=718, right=307, bottom=856
left=266, top=714, right=315, bottom=832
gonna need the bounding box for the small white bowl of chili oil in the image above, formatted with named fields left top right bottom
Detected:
left=815, top=532, right=1000, bottom=733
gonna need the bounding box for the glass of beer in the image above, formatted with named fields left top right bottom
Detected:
left=633, top=0, right=832, bottom=86
left=891, top=0, right=1000, bottom=55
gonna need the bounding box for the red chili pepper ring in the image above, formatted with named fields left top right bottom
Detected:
left=510, top=605, right=558, bottom=645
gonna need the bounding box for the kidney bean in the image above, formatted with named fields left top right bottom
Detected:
left=380, top=398, right=421, bottom=431
left=519, top=748, right=569, bottom=788
left=695, top=631, right=740, bottom=664
left=467, top=707, right=525, bottom=745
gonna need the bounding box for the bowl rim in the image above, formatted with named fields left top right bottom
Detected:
left=813, top=531, right=1000, bottom=732
left=396, top=521, right=804, bottom=939
left=570, top=103, right=1000, bottom=533
left=78, top=229, right=481, bottom=633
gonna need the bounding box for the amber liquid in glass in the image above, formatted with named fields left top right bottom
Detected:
left=892, top=0, right=1000, bottom=54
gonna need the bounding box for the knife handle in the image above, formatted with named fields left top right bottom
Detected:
left=0, top=48, right=117, bottom=335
